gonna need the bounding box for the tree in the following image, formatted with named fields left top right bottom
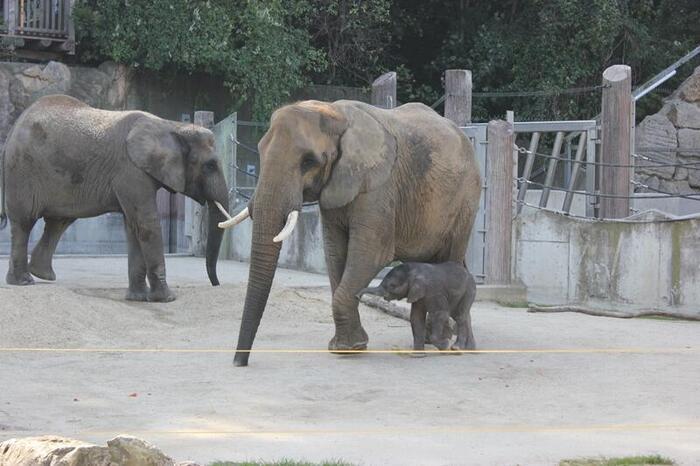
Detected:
left=74, top=0, right=324, bottom=118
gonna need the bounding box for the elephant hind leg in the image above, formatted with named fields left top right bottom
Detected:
left=6, top=217, right=38, bottom=285
left=29, top=217, right=75, bottom=281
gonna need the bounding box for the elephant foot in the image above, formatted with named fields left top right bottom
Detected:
left=432, top=340, right=452, bottom=351
left=409, top=350, right=427, bottom=358
left=451, top=340, right=476, bottom=352
left=328, top=326, right=369, bottom=353
left=29, top=261, right=56, bottom=281
left=125, top=288, right=149, bottom=302
left=147, top=286, right=176, bottom=303
left=6, top=271, right=35, bottom=286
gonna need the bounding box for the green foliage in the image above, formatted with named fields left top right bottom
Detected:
left=559, top=454, right=674, bottom=466
left=73, top=0, right=700, bottom=121
left=74, top=0, right=322, bottom=118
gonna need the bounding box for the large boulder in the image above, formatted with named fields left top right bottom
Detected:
left=0, top=436, right=113, bottom=466
left=634, top=113, right=678, bottom=179
left=678, top=128, right=700, bottom=156
left=679, top=65, right=700, bottom=103
left=10, top=61, right=72, bottom=110
left=667, top=100, right=700, bottom=129
left=0, top=435, right=181, bottom=466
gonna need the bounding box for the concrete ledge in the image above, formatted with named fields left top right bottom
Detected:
left=476, top=284, right=528, bottom=305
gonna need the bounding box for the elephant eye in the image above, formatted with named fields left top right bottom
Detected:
left=203, top=160, right=218, bottom=173
left=301, top=153, right=318, bottom=173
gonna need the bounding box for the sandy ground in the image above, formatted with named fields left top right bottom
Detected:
left=0, top=256, right=699, bottom=466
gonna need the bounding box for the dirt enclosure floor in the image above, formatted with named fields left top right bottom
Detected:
left=1, top=256, right=699, bottom=466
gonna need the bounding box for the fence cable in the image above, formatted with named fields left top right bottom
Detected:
left=517, top=177, right=700, bottom=201
left=514, top=145, right=700, bottom=169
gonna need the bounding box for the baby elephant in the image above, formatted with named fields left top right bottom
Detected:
left=357, top=262, right=476, bottom=352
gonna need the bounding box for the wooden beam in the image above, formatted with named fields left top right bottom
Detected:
left=444, top=69, right=472, bottom=125
left=599, top=65, right=632, bottom=219
left=485, top=119, right=515, bottom=285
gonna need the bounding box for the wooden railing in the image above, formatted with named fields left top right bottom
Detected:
left=1, top=0, right=74, bottom=53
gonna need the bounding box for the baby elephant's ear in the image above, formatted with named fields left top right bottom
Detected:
left=407, top=275, right=427, bottom=303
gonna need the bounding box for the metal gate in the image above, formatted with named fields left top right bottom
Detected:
left=461, top=125, right=488, bottom=284
left=462, top=120, right=598, bottom=284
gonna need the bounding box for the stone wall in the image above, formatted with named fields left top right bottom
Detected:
left=635, top=65, right=700, bottom=193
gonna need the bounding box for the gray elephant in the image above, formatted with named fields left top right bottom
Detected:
left=0, top=94, right=232, bottom=301
left=356, top=262, right=477, bottom=352
left=219, top=99, right=481, bottom=366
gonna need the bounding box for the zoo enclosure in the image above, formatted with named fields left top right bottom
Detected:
left=216, top=50, right=700, bottom=288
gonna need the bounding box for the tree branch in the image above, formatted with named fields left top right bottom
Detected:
left=528, top=305, right=700, bottom=321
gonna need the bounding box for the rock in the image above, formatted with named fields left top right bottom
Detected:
left=175, top=462, right=202, bottom=466
left=0, top=435, right=177, bottom=466
left=107, top=435, right=174, bottom=466
left=679, top=65, right=700, bottom=103
left=634, top=114, right=678, bottom=179
left=667, top=100, right=700, bottom=129
left=678, top=128, right=700, bottom=157
left=682, top=156, right=700, bottom=188
left=11, top=60, right=72, bottom=110
left=634, top=175, right=660, bottom=192
left=0, top=436, right=113, bottom=465
left=658, top=178, right=692, bottom=194
left=40, top=61, right=71, bottom=84
left=99, top=61, right=131, bottom=109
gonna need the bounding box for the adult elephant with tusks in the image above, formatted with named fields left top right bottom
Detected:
left=0, top=95, right=232, bottom=301
left=220, top=99, right=481, bottom=366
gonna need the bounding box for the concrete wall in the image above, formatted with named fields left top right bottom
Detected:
left=515, top=206, right=700, bottom=310
left=226, top=206, right=327, bottom=274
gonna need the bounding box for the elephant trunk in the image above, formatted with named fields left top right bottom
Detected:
left=356, top=286, right=385, bottom=300
left=233, top=195, right=288, bottom=367
left=205, top=200, right=227, bottom=286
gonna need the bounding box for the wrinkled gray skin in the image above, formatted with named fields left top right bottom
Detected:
left=0, top=95, right=229, bottom=301
left=233, top=100, right=481, bottom=366
left=357, top=262, right=476, bottom=352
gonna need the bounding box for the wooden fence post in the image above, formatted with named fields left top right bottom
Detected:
left=372, top=72, right=396, bottom=109
left=599, top=64, right=632, bottom=219
left=189, top=111, right=214, bottom=256
left=444, top=69, right=472, bottom=125
left=485, top=119, right=514, bottom=285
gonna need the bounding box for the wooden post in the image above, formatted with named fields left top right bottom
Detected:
left=371, top=72, right=396, bottom=109
left=444, top=69, right=472, bottom=125
left=189, top=111, right=214, bottom=256
left=599, top=64, right=632, bottom=219
left=485, top=119, right=514, bottom=284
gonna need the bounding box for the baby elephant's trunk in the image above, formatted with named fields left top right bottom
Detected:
left=355, top=286, right=386, bottom=300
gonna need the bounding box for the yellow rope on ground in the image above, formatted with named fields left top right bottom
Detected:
left=75, top=422, right=700, bottom=436
left=0, top=347, right=695, bottom=354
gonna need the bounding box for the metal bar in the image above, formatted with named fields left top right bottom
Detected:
left=562, top=132, right=587, bottom=214
left=538, top=131, right=565, bottom=208
left=633, top=45, right=700, bottom=100
left=513, top=120, right=597, bottom=133
left=58, top=0, right=63, bottom=32
left=585, top=127, right=597, bottom=217
left=564, top=138, right=572, bottom=186
left=516, top=132, right=540, bottom=214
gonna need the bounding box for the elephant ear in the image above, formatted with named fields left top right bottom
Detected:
left=407, top=272, right=427, bottom=303
left=320, top=104, right=397, bottom=209
left=126, top=116, right=187, bottom=192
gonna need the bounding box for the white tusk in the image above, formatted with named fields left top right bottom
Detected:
left=273, top=210, right=299, bottom=243
left=218, top=207, right=250, bottom=229
left=214, top=201, right=232, bottom=220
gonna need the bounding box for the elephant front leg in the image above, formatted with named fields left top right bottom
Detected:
left=410, top=303, right=427, bottom=357
left=121, top=200, right=174, bottom=303
left=124, top=223, right=149, bottom=301
left=452, top=295, right=476, bottom=350
left=328, top=222, right=393, bottom=352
